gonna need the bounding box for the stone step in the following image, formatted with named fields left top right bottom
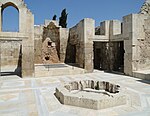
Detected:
left=34, top=65, right=85, bottom=77
left=133, top=70, right=150, bottom=81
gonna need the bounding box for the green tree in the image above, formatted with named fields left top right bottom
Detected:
left=59, top=9, right=68, bottom=28
left=52, top=15, right=57, bottom=20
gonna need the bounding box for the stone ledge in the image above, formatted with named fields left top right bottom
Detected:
left=0, top=32, right=28, bottom=40
left=133, top=70, right=150, bottom=80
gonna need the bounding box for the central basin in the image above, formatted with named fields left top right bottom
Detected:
left=55, top=80, right=126, bottom=110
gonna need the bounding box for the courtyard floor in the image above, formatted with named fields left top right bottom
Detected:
left=0, top=70, right=150, bottom=116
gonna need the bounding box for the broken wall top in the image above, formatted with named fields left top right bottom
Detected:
left=139, top=0, right=150, bottom=15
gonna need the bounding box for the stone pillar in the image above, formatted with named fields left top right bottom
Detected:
left=59, top=28, right=69, bottom=62
left=19, top=8, right=27, bottom=33
left=22, top=11, right=34, bottom=78
left=109, top=20, right=122, bottom=38
left=0, top=6, right=2, bottom=32
left=123, top=14, right=133, bottom=76
left=84, top=18, right=95, bottom=73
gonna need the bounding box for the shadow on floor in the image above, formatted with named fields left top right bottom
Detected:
left=137, top=80, right=150, bottom=85
left=104, top=70, right=125, bottom=76
left=0, top=67, right=21, bottom=77
left=66, top=63, right=80, bottom=68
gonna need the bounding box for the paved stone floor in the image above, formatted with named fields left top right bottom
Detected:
left=0, top=70, right=150, bottom=116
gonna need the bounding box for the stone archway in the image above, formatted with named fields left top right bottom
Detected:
left=0, top=0, right=34, bottom=78
left=2, top=2, right=19, bottom=32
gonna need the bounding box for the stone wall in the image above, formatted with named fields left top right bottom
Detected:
left=65, top=18, right=94, bottom=72
left=59, top=28, right=69, bottom=62
left=94, top=14, right=150, bottom=76
left=34, top=25, right=43, bottom=64
left=137, top=29, right=150, bottom=70
left=42, top=22, right=60, bottom=64
left=0, top=0, right=34, bottom=78
left=123, top=14, right=150, bottom=75
left=136, top=18, right=150, bottom=70
left=34, top=21, right=69, bottom=64
left=65, top=21, right=84, bottom=67
left=94, top=20, right=124, bottom=72
left=0, top=40, right=21, bottom=67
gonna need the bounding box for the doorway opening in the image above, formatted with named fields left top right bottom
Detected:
left=94, top=41, right=124, bottom=73
left=0, top=41, right=22, bottom=77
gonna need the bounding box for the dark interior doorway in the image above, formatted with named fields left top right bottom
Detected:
left=94, top=41, right=124, bottom=73
left=65, top=44, right=76, bottom=64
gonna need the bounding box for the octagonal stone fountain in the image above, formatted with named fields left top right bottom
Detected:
left=55, top=80, right=126, bottom=110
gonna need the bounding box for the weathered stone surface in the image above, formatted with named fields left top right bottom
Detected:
left=1, top=0, right=150, bottom=79
left=0, top=40, right=21, bottom=67
left=64, top=80, right=120, bottom=94
left=55, top=80, right=125, bottom=110
left=34, top=21, right=69, bottom=65
left=42, top=22, right=60, bottom=64
left=0, top=0, right=34, bottom=78
left=139, top=0, right=150, bottom=14
left=42, top=37, right=60, bottom=64
left=65, top=19, right=94, bottom=73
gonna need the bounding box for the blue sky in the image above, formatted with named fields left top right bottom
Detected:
left=2, top=0, right=145, bottom=31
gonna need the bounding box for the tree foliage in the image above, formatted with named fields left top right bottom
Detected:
left=59, top=9, right=68, bottom=28
left=52, top=15, right=57, bottom=20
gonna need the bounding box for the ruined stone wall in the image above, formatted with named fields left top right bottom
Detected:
left=65, top=21, right=84, bottom=67
left=95, top=21, right=110, bottom=37
left=0, top=40, right=21, bottom=67
left=34, top=21, right=69, bottom=64
left=123, top=14, right=150, bottom=75
left=94, top=19, right=124, bottom=72
left=34, top=21, right=60, bottom=64
left=94, top=14, right=150, bottom=75
left=59, top=28, right=69, bottom=62
left=137, top=30, right=150, bottom=70
left=137, top=18, right=150, bottom=70
left=0, top=0, right=35, bottom=78
left=34, top=25, right=43, bottom=64
left=42, top=22, right=60, bottom=64
left=65, top=18, right=94, bottom=72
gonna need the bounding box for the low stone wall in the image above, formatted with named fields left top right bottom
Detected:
left=64, top=80, right=120, bottom=93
